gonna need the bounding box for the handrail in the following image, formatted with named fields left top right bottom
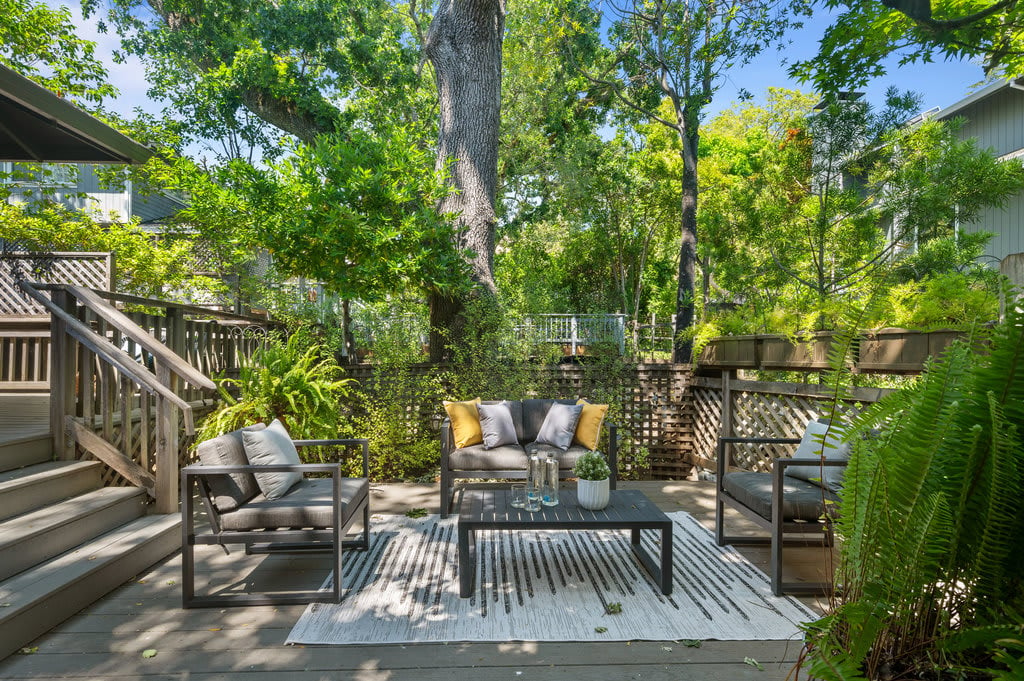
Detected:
left=17, top=281, right=200, bottom=433
left=63, top=286, right=216, bottom=391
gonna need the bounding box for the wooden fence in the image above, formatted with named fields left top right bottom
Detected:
left=688, top=374, right=893, bottom=471
left=0, top=252, right=113, bottom=315
left=345, top=362, right=698, bottom=479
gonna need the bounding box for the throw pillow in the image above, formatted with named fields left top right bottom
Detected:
left=573, top=399, right=609, bottom=451
left=443, top=398, right=483, bottom=449
left=783, top=420, right=851, bottom=493
left=478, top=402, right=518, bottom=450
left=534, top=402, right=585, bottom=451
left=242, top=419, right=303, bottom=500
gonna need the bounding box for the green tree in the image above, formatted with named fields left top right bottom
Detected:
left=0, top=0, right=115, bottom=104
left=699, top=88, right=1024, bottom=332
left=577, top=0, right=811, bottom=362
left=793, top=0, right=1024, bottom=90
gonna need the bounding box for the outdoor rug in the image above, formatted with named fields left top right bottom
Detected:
left=287, top=512, right=818, bottom=645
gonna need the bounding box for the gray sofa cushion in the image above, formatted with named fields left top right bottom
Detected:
left=196, top=423, right=265, bottom=512
left=448, top=444, right=529, bottom=471
left=534, top=402, right=584, bottom=450
left=783, top=420, right=850, bottom=493
left=483, top=400, right=525, bottom=443
left=722, top=471, right=839, bottom=522
left=525, top=442, right=591, bottom=470
left=217, top=477, right=369, bottom=531
left=478, top=402, right=518, bottom=449
left=242, top=419, right=303, bottom=500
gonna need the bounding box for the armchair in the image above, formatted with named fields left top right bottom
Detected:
left=181, top=426, right=370, bottom=608
left=715, top=419, right=849, bottom=596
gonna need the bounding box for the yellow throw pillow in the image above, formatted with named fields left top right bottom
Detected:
left=573, top=399, right=608, bottom=450
left=443, top=398, right=483, bottom=449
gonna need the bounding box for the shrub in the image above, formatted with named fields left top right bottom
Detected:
left=573, top=451, right=611, bottom=480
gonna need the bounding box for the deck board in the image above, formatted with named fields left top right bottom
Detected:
left=0, top=481, right=831, bottom=680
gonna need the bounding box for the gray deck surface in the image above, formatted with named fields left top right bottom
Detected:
left=0, top=480, right=833, bottom=680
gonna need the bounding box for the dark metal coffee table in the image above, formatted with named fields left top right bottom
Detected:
left=457, top=488, right=673, bottom=597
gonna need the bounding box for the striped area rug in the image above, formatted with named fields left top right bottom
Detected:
left=287, top=512, right=818, bottom=645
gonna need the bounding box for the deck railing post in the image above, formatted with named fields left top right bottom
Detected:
left=49, top=287, right=77, bottom=460
left=154, top=361, right=179, bottom=514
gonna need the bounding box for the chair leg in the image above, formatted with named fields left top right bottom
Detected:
left=715, top=494, right=726, bottom=546
left=440, top=473, right=451, bottom=516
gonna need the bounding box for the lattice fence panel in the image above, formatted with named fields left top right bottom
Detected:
left=688, top=377, right=874, bottom=473
left=0, top=253, right=111, bottom=315
left=342, top=362, right=696, bottom=480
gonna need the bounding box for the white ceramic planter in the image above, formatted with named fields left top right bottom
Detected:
left=577, top=477, right=610, bottom=511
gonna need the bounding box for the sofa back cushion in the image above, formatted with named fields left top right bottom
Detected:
left=443, top=398, right=484, bottom=449
left=197, top=423, right=265, bottom=512
left=535, top=402, right=585, bottom=451
left=522, top=398, right=577, bottom=443
left=783, top=419, right=851, bottom=493
left=243, top=418, right=304, bottom=500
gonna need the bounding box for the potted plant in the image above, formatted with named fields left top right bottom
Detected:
left=573, top=450, right=611, bottom=510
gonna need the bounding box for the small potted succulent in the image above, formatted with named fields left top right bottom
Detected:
left=573, top=450, right=611, bottom=510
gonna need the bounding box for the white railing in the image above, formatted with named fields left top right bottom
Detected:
left=517, top=314, right=627, bottom=355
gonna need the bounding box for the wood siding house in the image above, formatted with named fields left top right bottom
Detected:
left=935, top=77, right=1024, bottom=279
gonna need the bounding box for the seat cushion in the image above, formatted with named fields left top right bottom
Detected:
left=525, top=443, right=591, bottom=470
left=196, top=423, right=265, bottom=512
left=242, top=419, right=303, bottom=500
left=722, top=471, right=839, bottom=522
left=448, top=444, right=528, bottom=471
left=218, top=477, right=369, bottom=531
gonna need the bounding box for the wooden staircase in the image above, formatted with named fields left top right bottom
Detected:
left=0, top=413, right=181, bottom=660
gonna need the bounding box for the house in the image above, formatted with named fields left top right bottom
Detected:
left=934, top=77, right=1024, bottom=284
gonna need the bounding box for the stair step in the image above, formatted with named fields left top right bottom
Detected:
left=0, top=434, right=52, bottom=473
left=0, top=487, right=147, bottom=582
left=0, top=512, right=181, bottom=660
left=0, top=461, right=103, bottom=522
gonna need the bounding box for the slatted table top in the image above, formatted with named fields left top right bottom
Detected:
left=458, top=488, right=672, bottom=529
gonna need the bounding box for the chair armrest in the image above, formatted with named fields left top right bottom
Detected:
left=775, top=457, right=848, bottom=468
left=606, top=422, right=618, bottom=486
left=182, top=462, right=344, bottom=475
left=719, top=437, right=802, bottom=445
left=293, top=439, right=370, bottom=477
left=440, top=417, right=453, bottom=457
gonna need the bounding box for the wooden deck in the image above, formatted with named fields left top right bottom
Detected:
left=0, top=480, right=832, bottom=680
left=0, top=393, right=49, bottom=441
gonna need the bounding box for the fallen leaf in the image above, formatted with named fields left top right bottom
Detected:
left=166, top=580, right=176, bottom=585
left=594, top=626, right=608, bottom=633
left=137, top=579, right=147, bottom=584
left=19, top=647, right=38, bottom=655
left=0, top=603, right=10, bottom=607
left=208, top=628, right=222, bottom=632
left=681, top=639, right=702, bottom=648
left=662, top=646, right=673, bottom=652
left=142, top=649, right=158, bottom=659
left=744, top=657, right=764, bottom=671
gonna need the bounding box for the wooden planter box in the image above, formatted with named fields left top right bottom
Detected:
left=858, top=328, right=963, bottom=374
left=760, top=332, right=836, bottom=371
left=697, top=335, right=759, bottom=369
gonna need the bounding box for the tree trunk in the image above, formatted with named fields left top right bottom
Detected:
left=424, top=0, right=505, bottom=362
left=673, top=128, right=699, bottom=363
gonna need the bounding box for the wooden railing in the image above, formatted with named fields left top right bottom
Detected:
left=0, top=317, right=49, bottom=389
left=18, top=282, right=271, bottom=513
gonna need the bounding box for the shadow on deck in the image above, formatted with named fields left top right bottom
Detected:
left=0, top=480, right=832, bottom=680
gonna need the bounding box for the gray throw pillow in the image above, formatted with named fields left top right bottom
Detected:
left=534, top=402, right=584, bottom=451
left=242, top=419, right=303, bottom=500
left=478, top=402, right=518, bottom=450
left=783, top=420, right=851, bottom=493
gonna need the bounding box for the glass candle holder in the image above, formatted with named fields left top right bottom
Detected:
left=510, top=484, right=527, bottom=509
left=523, top=483, right=542, bottom=512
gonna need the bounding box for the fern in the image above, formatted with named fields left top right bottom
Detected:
left=802, top=298, right=1024, bottom=678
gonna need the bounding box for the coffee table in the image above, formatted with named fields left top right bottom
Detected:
left=457, top=488, right=673, bottom=597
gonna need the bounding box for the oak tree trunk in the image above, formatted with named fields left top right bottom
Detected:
left=673, top=127, right=699, bottom=364
left=424, top=0, right=505, bottom=362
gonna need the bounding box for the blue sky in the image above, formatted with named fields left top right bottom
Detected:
left=65, top=3, right=993, bottom=127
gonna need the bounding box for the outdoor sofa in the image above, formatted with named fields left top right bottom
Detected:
left=440, top=398, right=617, bottom=515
